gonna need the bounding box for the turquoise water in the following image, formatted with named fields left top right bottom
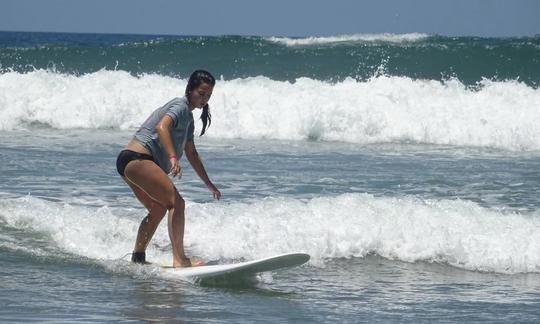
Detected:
left=1, top=31, right=539, bottom=86
left=1, top=31, right=540, bottom=323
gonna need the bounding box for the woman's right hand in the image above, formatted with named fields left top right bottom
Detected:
left=169, top=157, right=182, bottom=178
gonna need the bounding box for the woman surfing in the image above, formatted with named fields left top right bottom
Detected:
left=116, top=70, right=221, bottom=267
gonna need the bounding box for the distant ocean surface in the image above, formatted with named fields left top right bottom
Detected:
left=1, top=31, right=539, bottom=85
left=1, top=31, right=540, bottom=323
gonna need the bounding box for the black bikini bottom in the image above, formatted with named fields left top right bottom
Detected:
left=116, top=149, right=154, bottom=177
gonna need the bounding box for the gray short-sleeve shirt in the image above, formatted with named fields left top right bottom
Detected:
left=133, top=97, right=194, bottom=173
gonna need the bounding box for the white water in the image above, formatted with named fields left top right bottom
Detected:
left=1, top=70, right=539, bottom=151
left=267, top=33, right=431, bottom=46
left=2, top=194, right=540, bottom=274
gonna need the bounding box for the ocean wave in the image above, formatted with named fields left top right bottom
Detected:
left=2, top=194, right=540, bottom=274
left=2, top=32, right=538, bottom=87
left=267, top=33, right=431, bottom=46
left=1, top=70, right=539, bottom=151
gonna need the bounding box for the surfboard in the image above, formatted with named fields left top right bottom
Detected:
left=161, top=252, right=310, bottom=280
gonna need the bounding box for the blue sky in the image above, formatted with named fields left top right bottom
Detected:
left=1, top=0, right=539, bottom=37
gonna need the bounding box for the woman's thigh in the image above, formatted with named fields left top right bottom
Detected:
left=123, top=159, right=177, bottom=209
left=122, top=175, right=164, bottom=212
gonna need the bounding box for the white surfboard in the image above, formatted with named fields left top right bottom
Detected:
left=161, top=252, right=310, bottom=280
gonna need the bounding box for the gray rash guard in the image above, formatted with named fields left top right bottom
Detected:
left=133, top=97, right=194, bottom=173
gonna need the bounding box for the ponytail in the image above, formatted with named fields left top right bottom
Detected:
left=200, top=104, right=211, bottom=136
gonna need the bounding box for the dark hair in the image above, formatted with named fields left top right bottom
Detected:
left=185, top=70, right=216, bottom=136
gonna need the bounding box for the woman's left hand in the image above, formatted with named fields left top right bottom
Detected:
left=169, top=157, right=182, bottom=178
left=207, top=183, right=221, bottom=200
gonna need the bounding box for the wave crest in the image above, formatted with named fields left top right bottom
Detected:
left=2, top=194, right=540, bottom=274
left=1, top=70, right=539, bottom=151
left=267, top=33, right=431, bottom=46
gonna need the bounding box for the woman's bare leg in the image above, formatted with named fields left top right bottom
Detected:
left=123, top=177, right=167, bottom=253
left=167, top=188, right=187, bottom=266
left=124, top=159, right=192, bottom=267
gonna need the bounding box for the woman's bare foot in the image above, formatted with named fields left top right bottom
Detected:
left=190, top=259, right=204, bottom=267
left=173, top=257, right=204, bottom=268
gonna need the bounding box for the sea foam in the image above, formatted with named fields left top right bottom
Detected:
left=1, top=70, right=539, bottom=151
left=1, top=194, right=540, bottom=274
left=267, top=33, right=431, bottom=46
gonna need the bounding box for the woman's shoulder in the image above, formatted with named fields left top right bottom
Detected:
left=163, top=96, right=191, bottom=125
left=167, top=96, right=188, bottom=108
left=165, top=96, right=189, bottom=113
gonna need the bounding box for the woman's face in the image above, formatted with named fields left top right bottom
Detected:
left=189, top=83, right=214, bottom=108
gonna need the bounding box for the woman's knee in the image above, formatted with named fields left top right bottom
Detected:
left=164, top=191, right=185, bottom=211
left=150, top=203, right=167, bottom=219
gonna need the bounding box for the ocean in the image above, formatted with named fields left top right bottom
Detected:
left=1, top=31, right=540, bottom=323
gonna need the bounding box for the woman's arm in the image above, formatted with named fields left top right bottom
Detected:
left=156, top=115, right=181, bottom=177
left=185, top=140, right=221, bottom=199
